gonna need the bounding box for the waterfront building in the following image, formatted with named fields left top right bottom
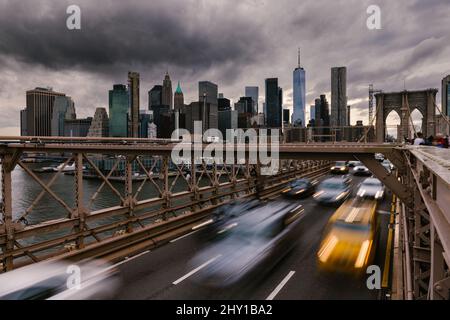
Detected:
left=25, top=87, right=66, bottom=136
left=109, top=84, right=129, bottom=137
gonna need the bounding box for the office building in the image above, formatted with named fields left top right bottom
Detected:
left=25, top=87, right=66, bottom=136
left=292, top=50, right=306, bottom=127
left=182, top=101, right=218, bottom=133
left=283, top=109, right=290, bottom=126
left=64, top=118, right=92, bottom=137
left=199, top=81, right=218, bottom=106
left=151, top=105, right=170, bottom=131
left=162, top=72, right=173, bottom=109
left=235, top=97, right=254, bottom=128
left=442, top=75, right=450, bottom=116
left=128, top=71, right=140, bottom=138
left=218, top=109, right=238, bottom=138
left=265, top=78, right=282, bottom=128
left=235, top=97, right=253, bottom=114
left=218, top=97, right=231, bottom=111
left=148, top=85, right=162, bottom=109
left=331, top=67, right=348, bottom=126
left=87, top=107, right=109, bottom=137
left=51, top=96, right=76, bottom=136
left=174, top=81, right=184, bottom=111
left=347, top=105, right=351, bottom=126
left=20, top=109, right=27, bottom=136
left=315, top=94, right=330, bottom=127
left=310, top=105, right=315, bottom=121
left=245, top=86, right=259, bottom=114
left=109, top=84, right=129, bottom=137
left=138, top=110, right=152, bottom=138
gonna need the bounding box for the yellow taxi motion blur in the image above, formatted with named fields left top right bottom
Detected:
left=317, top=197, right=379, bottom=276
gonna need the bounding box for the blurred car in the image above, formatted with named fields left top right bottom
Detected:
left=357, top=177, right=385, bottom=200
left=188, top=200, right=305, bottom=288
left=0, top=260, right=120, bottom=300
left=195, top=198, right=261, bottom=242
left=375, top=153, right=384, bottom=162
left=317, top=197, right=379, bottom=276
left=281, top=178, right=317, bottom=199
left=347, top=161, right=360, bottom=168
left=351, top=162, right=371, bottom=176
left=382, top=159, right=394, bottom=171
left=330, top=161, right=349, bottom=174
left=313, top=176, right=351, bottom=205
left=381, top=161, right=392, bottom=174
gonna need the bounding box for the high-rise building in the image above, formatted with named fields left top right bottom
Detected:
left=25, top=87, right=66, bottom=136
left=442, top=75, right=450, bottom=116
left=174, top=81, right=184, bottom=111
left=293, top=49, right=306, bottom=127
left=181, top=102, right=218, bottom=134
left=245, top=86, right=259, bottom=114
left=218, top=109, right=238, bottom=138
left=128, top=71, right=140, bottom=138
left=148, top=85, right=162, bottom=109
left=218, top=97, right=231, bottom=111
left=151, top=105, right=170, bottom=131
left=87, top=107, right=109, bottom=137
left=20, top=109, right=27, bottom=136
left=235, top=97, right=253, bottom=114
left=315, top=94, right=330, bottom=127
left=199, top=81, right=218, bottom=106
left=283, top=109, right=290, bottom=126
left=235, top=97, right=254, bottom=129
left=347, top=105, right=351, bottom=126
left=162, top=72, right=173, bottom=109
left=279, top=87, right=283, bottom=112
left=138, top=110, right=152, bottom=138
left=310, top=105, right=315, bottom=121
left=265, top=78, right=282, bottom=128
left=64, top=118, right=92, bottom=137
left=109, top=84, right=129, bottom=137
left=331, top=67, right=347, bottom=126
left=51, top=96, right=76, bottom=136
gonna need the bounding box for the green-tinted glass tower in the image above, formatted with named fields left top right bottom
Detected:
left=109, top=84, right=129, bottom=137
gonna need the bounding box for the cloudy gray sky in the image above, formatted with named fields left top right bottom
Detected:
left=0, top=0, right=449, bottom=135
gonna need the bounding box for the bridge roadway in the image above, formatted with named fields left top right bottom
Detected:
left=111, top=175, right=393, bottom=300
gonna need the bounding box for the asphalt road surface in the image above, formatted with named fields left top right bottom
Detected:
left=113, top=174, right=393, bottom=300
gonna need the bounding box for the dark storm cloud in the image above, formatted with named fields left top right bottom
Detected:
left=0, top=0, right=449, bottom=134
left=0, top=0, right=265, bottom=78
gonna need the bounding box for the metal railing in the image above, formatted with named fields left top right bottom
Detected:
left=0, top=141, right=331, bottom=272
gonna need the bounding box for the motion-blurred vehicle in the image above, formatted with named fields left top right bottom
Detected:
left=317, top=197, right=379, bottom=276
left=314, top=176, right=351, bottom=206
left=375, top=153, right=384, bottom=162
left=357, top=177, right=385, bottom=200
left=330, top=161, right=349, bottom=174
left=281, top=178, right=317, bottom=199
left=382, top=160, right=394, bottom=172
left=0, top=260, right=120, bottom=300
left=188, top=200, right=305, bottom=288
left=195, top=198, right=261, bottom=242
left=351, top=162, right=371, bottom=176
left=347, top=161, right=360, bottom=168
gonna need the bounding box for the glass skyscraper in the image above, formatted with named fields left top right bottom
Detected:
left=199, top=81, right=218, bottom=106
left=109, top=84, right=129, bottom=137
left=442, top=75, right=450, bottom=116
left=331, top=67, right=347, bottom=126
left=293, top=60, right=306, bottom=127
left=265, top=78, right=282, bottom=128
left=245, top=86, right=259, bottom=114
left=51, top=96, right=76, bottom=136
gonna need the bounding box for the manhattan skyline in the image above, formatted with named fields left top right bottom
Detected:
left=0, top=0, right=449, bottom=135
